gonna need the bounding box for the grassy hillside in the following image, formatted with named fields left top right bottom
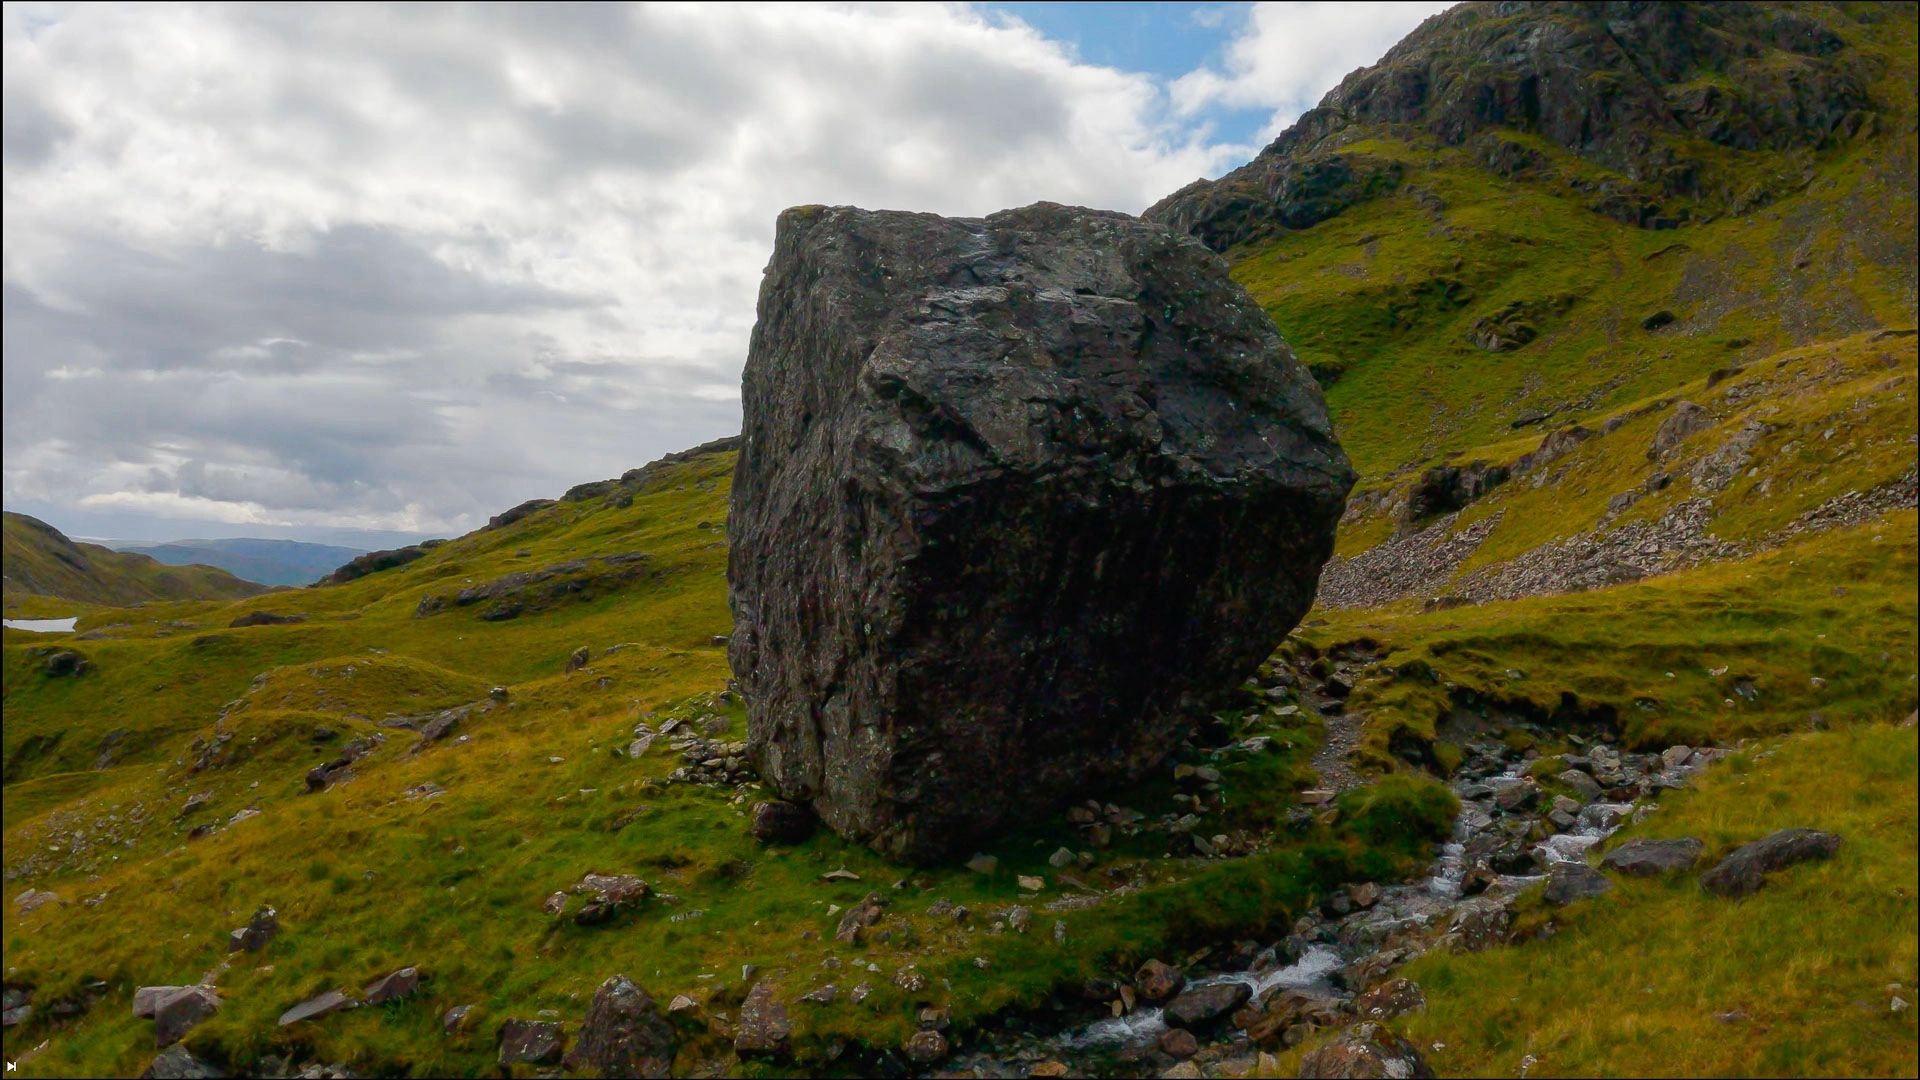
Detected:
left=1267, top=721, right=1919, bottom=1078
left=2, top=513, right=270, bottom=612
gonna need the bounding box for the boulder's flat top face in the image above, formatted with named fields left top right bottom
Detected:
left=730, top=202, right=1353, bottom=863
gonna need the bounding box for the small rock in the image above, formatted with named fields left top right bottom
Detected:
left=1660, top=745, right=1693, bottom=770
left=278, top=989, right=352, bottom=1026
left=363, top=967, right=420, bottom=1005
left=154, top=985, right=220, bottom=1048
left=1028, top=1063, right=1070, bottom=1078
left=1135, top=959, right=1186, bottom=1003
left=1348, top=882, right=1380, bottom=909
left=1556, top=769, right=1604, bottom=803
left=1048, top=847, right=1075, bottom=869
left=139, top=1045, right=225, bottom=1079
left=228, top=907, right=278, bottom=953
left=1164, top=982, right=1252, bottom=1029
left=1159, top=1026, right=1200, bottom=1059
left=1601, top=837, right=1704, bottom=877
left=134, top=986, right=185, bottom=1019
left=1543, top=862, right=1613, bottom=906
left=835, top=893, right=888, bottom=945
left=442, top=1003, right=476, bottom=1034
left=1017, top=874, right=1046, bottom=892
left=1700, top=828, right=1842, bottom=897
left=1352, top=978, right=1426, bottom=1021
left=15, top=888, right=59, bottom=913
left=567, top=646, right=591, bottom=672
left=904, top=1028, right=949, bottom=1063
left=499, top=1018, right=565, bottom=1066
left=735, top=981, right=791, bottom=1057
left=1299, top=1021, right=1435, bottom=1079
left=564, top=974, right=677, bottom=1077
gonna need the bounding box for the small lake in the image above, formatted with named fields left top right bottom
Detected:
left=2, top=617, right=78, bottom=633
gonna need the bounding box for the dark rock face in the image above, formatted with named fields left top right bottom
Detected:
left=1700, top=827, right=1841, bottom=896
left=1404, top=461, right=1509, bottom=521
left=319, top=545, right=427, bottom=585
left=1299, top=1021, right=1436, bottom=1079
left=748, top=800, right=818, bottom=845
left=1602, top=837, right=1704, bottom=876
left=564, top=975, right=676, bottom=1078
left=729, top=202, right=1352, bottom=863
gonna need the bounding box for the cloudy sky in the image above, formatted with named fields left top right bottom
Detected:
left=2, top=1, right=1447, bottom=545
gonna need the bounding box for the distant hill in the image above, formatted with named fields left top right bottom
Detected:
left=117, top=537, right=367, bottom=587
left=1, top=511, right=271, bottom=609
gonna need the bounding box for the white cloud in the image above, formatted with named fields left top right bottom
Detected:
left=4, top=1, right=1433, bottom=538
left=1172, top=2, right=1452, bottom=141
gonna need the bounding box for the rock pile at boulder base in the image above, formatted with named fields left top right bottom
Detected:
left=728, top=201, right=1354, bottom=862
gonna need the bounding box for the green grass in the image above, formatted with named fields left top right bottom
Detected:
left=0, top=450, right=1438, bottom=1078
left=1301, top=512, right=1919, bottom=771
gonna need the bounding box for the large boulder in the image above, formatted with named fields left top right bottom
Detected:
left=1601, top=837, right=1704, bottom=876
left=729, top=202, right=1353, bottom=862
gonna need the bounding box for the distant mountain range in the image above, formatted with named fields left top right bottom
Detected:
left=1, top=512, right=271, bottom=608
left=113, top=537, right=369, bottom=587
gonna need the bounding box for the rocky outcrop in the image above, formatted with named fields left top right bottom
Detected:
left=729, top=202, right=1352, bottom=863
left=1147, top=2, right=1885, bottom=250
left=318, top=544, right=429, bottom=586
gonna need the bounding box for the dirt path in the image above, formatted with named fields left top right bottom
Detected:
left=1310, top=704, right=1365, bottom=792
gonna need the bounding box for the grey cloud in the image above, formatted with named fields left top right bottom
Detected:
left=3, top=2, right=1261, bottom=538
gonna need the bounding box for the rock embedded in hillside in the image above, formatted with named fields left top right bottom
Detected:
left=363, top=967, right=420, bottom=1005
left=1602, top=837, right=1705, bottom=876
left=278, top=989, right=352, bottom=1026
left=1352, top=977, right=1426, bottom=1021
left=729, top=202, right=1353, bottom=863
left=734, top=981, right=791, bottom=1057
left=1700, top=827, right=1842, bottom=897
left=1299, top=1021, right=1435, bottom=1079
left=1543, top=862, right=1614, bottom=906
left=134, top=986, right=185, bottom=1019
left=498, top=1018, right=565, bottom=1066
left=153, top=985, right=220, bottom=1048
left=564, top=975, right=677, bottom=1077
left=1649, top=401, right=1715, bottom=460
left=139, top=1045, right=225, bottom=1080
left=228, top=907, right=277, bottom=952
